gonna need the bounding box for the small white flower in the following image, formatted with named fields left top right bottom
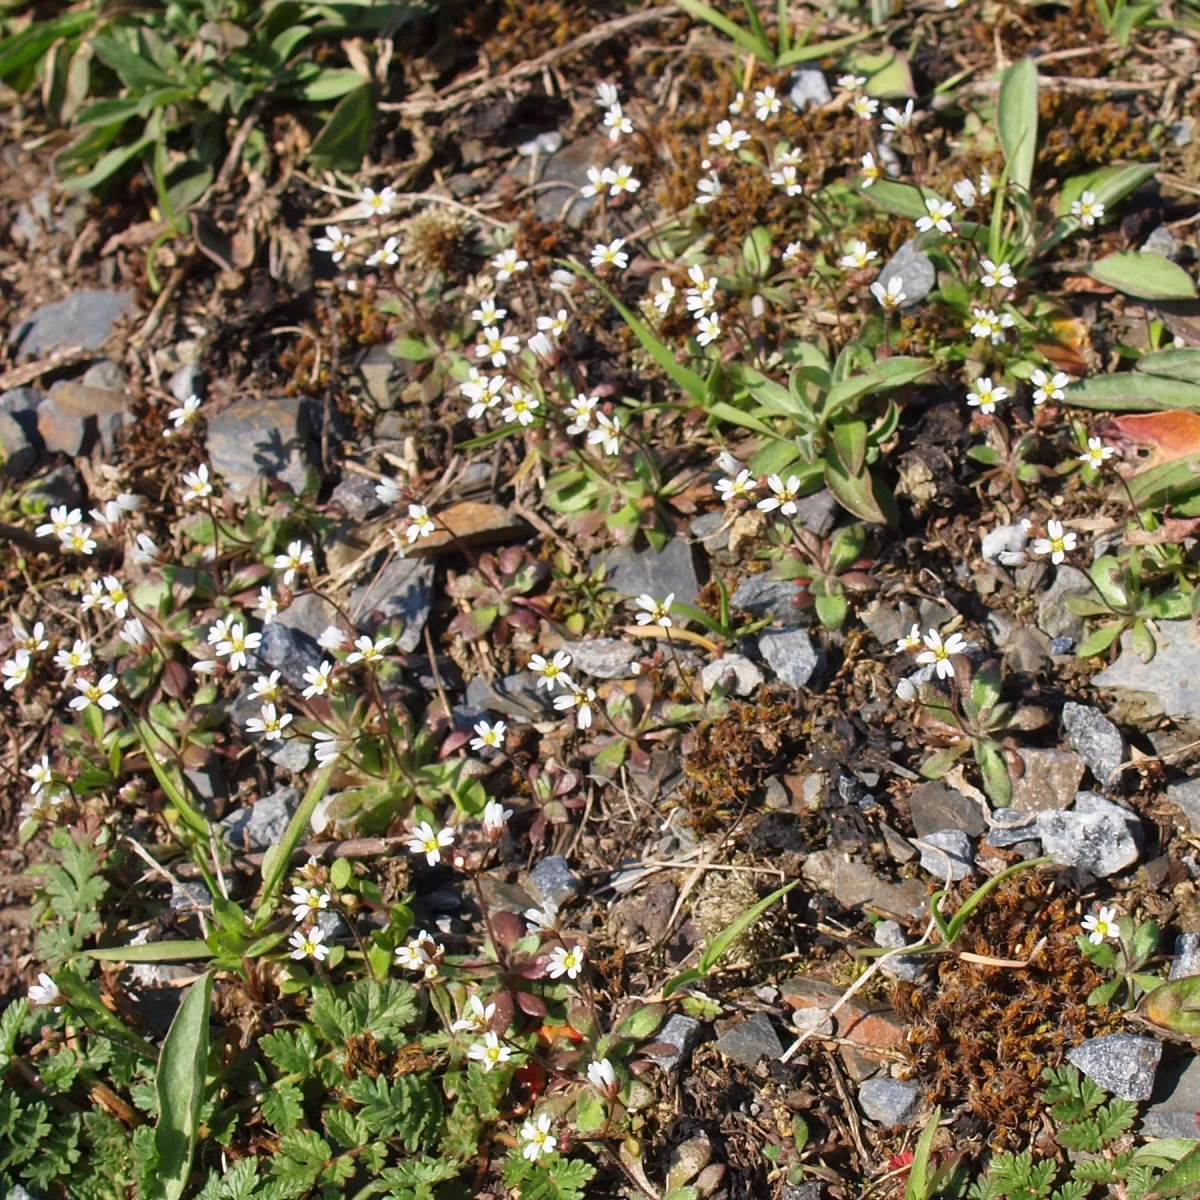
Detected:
left=468, top=1031, right=512, bottom=1072
left=80, top=580, right=105, bottom=613
left=528, top=650, right=573, bottom=691
left=782, top=241, right=803, bottom=266
left=871, top=276, right=906, bottom=311
left=1031, top=369, right=1070, bottom=405
left=256, top=586, right=280, bottom=624
left=634, top=593, right=674, bottom=628
left=273, top=540, right=313, bottom=586
left=860, top=152, right=881, bottom=187
left=476, top=324, right=521, bottom=368
left=312, top=731, right=346, bottom=767
left=603, top=102, right=633, bottom=141
left=774, top=145, right=803, bottom=168
left=880, top=100, right=915, bottom=132
left=1081, top=905, right=1119, bottom=944
left=896, top=624, right=922, bottom=653
left=566, top=392, right=598, bottom=435
left=246, top=702, right=292, bottom=741
left=966, top=377, right=1009, bottom=416
left=374, top=477, right=402, bottom=507
left=119, top=618, right=147, bottom=648
left=895, top=677, right=918, bottom=703
left=537, top=309, right=569, bottom=339
left=653, top=278, right=676, bottom=315
left=587, top=1058, right=617, bottom=1091
left=36, top=506, right=82, bottom=539
left=915, top=197, right=956, bottom=235
left=915, top=629, right=967, bottom=680
left=315, top=225, right=352, bottom=261
left=502, top=389, right=540, bottom=427
left=695, top=313, right=722, bottom=346
left=596, top=81, right=619, bottom=108
left=252, top=671, right=282, bottom=703
left=452, top=992, right=497, bottom=1033
left=25, top=755, right=53, bottom=795
left=838, top=74, right=867, bottom=92
left=359, top=186, right=396, bottom=218
left=346, top=634, right=393, bottom=664
left=463, top=373, right=506, bottom=419
left=758, top=473, right=801, bottom=516
left=553, top=684, right=596, bottom=729
left=754, top=86, right=781, bottom=121
left=695, top=163, right=722, bottom=206
left=365, top=236, right=400, bottom=267
left=520, top=1112, right=558, bottom=1161
left=952, top=178, right=978, bottom=208
left=839, top=240, right=878, bottom=270
left=60, top=524, right=96, bottom=555
left=979, top=171, right=994, bottom=196
left=716, top=468, right=757, bottom=501
left=215, top=623, right=261, bottom=671
left=728, top=91, right=745, bottom=115
left=851, top=94, right=879, bottom=120
left=590, top=238, right=629, bottom=270
left=317, top=625, right=347, bottom=651
left=482, top=800, right=512, bottom=838
left=69, top=673, right=120, bottom=711
left=525, top=902, right=559, bottom=932
left=547, top=944, right=585, bottom=980
left=471, top=298, right=507, bottom=325
left=288, top=926, right=328, bottom=961
left=1071, top=191, right=1105, bottom=228
left=1079, top=436, right=1114, bottom=469
left=407, top=820, right=454, bottom=866
left=1031, top=520, right=1077, bottom=565
left=181, top=464, right=213, bottom=503
left=27, top=972, right=61, bottom=1008
left=53, top=639, right=91, bottom=673
left=289, top=886, right=330, bottom=923
left=471, top=719, right=507, bottom=751
left=770, top=164, right=803, bottom=197
left=980, top=259, right=1017, bottom=289
left=167, top=394, right=202, bottom=432
left=587, top=411, right=621, bottom=456
left=969, top=307, right=1013, bottom=345
left=492, top=248, right=529, bottom=282
left=11, top=621, right=47, bottom=653
left=131, top=532, right=159, bottom=565
left=302, top=661, right=334, bottom=698
left=608, top=163, right=640, bottom=196
left=708, top=120, right=751, bottom=152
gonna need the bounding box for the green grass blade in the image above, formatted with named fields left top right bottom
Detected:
left=775, top=30, right=870, bottom=66
left=997, top=57, right=1038, bottom=194
left=133, top=721, right=211, bottom=838
left=253, top=765, right=333, bottom=930
left=676, top=0, right=774, bottom=60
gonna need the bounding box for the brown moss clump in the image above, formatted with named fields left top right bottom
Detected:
left=902, top=871, right=1120, bottom=1143
left=402, top=207, right=473, bottom=277
left=1037, top=94, right=1153, bottom=174
left=679, top=695, right=798, bottom=830
left=692, top=868, right=782, bottom=961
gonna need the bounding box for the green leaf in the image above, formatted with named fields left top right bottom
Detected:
left=254, top=766, right=333, bottom=931
left=920, top=742, right=972, bottom=778
left=775, top=29, right=870, bottom=65
left=308, top=83, right=374, bottom=170
left=997, top=58, right=1038, bottom=194
left=1063, top=372, right=1200, bottom=412
left=88, top=940, right=213, bottom=964
left=298, top=68, right=371, bottom=101
left=1076, top=621, right=1124, bottom=657
left=90, top=34, right=176, bottom=89
left=861, top=179, right=929, bottom=221
left=567, top=260, right=709, bottom=406
left=615, top=1004, right=664, bottom=1040
left=390, top=335, right=436, bottom=362
left=1137, top=348, right=1200, bottom=383
left=742, top=226, right=773, bottom=278
left=262, top=1082, right=304, bottom=1133
left=53, top=967, right=158, bottom=1060
left=824, top=453, right=895, bottom=525
left=748, top=438, right=804, bottom=477
left=675, top=0, right=772, bottom=60
left=152, top=973, right=213, bottom=1200
left=831, top=420, right=868, bottom=476
left=133, top=723, right=211, bottom=838
left=1089, top=252, right=1197, bottom=301
left=1045, top=162, right=1160, bottom=253
left=0, top=10, right=96, bottom=80
left=1143, top=1142, right=1200, bottom=1200
left=976, top=739, right=1012, bottom=806
left=814, top=590, right=848, bottom=630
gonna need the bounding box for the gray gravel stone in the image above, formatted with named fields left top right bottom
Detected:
left=985, top=808, right=1040, bottom=848
left=1011, top=748, right=1086, bottom=812
left=1062, top=702, right=1125, bottom=791
left=1035, top=791, right=1141, bottom=877
left=266, top=738, right=313, bottom=773
left=1141, top=1054, right=1200, bottom=1137
left=221, top=787, right=299, bottom=852
left=732, top=573, right=810, bottom=628
left=794, top=488, right=839, bottom=536
left=758, top=628, right=819, bottom=687
left=691, top=509, right=729, bottom=552
left=1144, top=226, right=1183, bottom=262
left=1170, top=932, right=1200, bottom=981
left=169, top=363, right=203, bottom=404
left=37, top=395, right=86, bottom=456
left=170, top=881, right=211, bottom=912
left=28, top=463, right=83, bottom=510
left=802, top=850, right=927, bottom=918
left=909, top=780, right=986, bottom=837
left=1168, top=777, right=1200, bottom=833
left=349, top=556, right=435, bottom=653
left=533, top=134, right=609, bottom=228
left=205, top=395, right=321, bottom=497
left=332, top=474, right=385, bottom=521
left=915, top=829, right=973, bottom=881
left=877, top=241, right=935, bottom=309
left=255, top=621, right=321, bottom=692
left=0, top=409, right=37, bottom=477
left=788, top=68, right=832, bottom=110
left=700, top=653, right=765, bottom=696
left=874, top=919, right=926, bottom=982
left=857, top=1077, right=922, bottom=1126
left=1037, top=565, right=1092, bottom=641
left=562, top=637, right=636, bottom=679
left=1068, top=1033, right=1162, bottom=1101
left=981, top=522, right=1029, bottom=566
left=10, top=289, right=138, bottom=360
left=463, top=672, right=555, bottom=721
left=527, top=856, right=579, bottom=909
left=715, top=1011, right=783, bottom=1065
left=1094, top=620, right=1200, bottom=721
left=593, top=536, right=702, bottom=605
left=647, top=1014, right=702, bottom=1071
